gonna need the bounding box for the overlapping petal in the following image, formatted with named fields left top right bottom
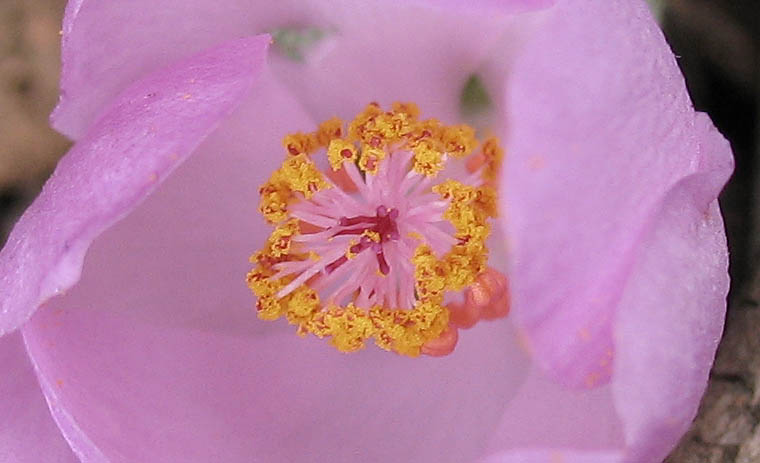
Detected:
left=52, top=0, right=554, bottom=139
left=0, top=35, right=270, bottom=336
left=53, top=0, right=306, bottom=138
left=502, top=0, right=732, bottom=389
left=0, top=333, right=77, bottom=462
left=22, top=43, right=535, bottom=460
left=612, top=114, right=732, bottom=461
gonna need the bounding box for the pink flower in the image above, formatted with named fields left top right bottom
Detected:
left=0, top=0, right=733, bottom=462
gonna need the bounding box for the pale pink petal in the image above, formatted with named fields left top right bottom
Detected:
left=482, top=449, right=622, bottom=463
left=54, top=0, right=551, bottom=140
left=613, top=116, right=732, bottom=461
left=483, top=364, right=623, bottom=457
left=502, top=0, right=732, bottom=387
left=0, top=35, right=270, bottom=335
left=23, top=308, right=527, bottom=461
left=53, top=0, right=308, bottom=138
left=268, top=1, right=548, bottom=125
left=0, top=332, right=77, bottom=462
left=25, top=56, right=535, bottom=459
left=409, top=0, right=555, bottom=14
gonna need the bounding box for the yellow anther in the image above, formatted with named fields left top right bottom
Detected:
left=283, top=132, right=318, bottom=156
left=362, top=230, right=381, bottom=243
left=411, top=139, right=445, bottom=177
left=274, top=154, right=330, bottom=199
left=284, top=285, right=321, bottom=326
left=348, top=102, right=416, bottom=147
left=345, top=239, right=359, bottom=259
left=348, top=102, right=384, bottom=142
left=315, top=117, right=344, bottom=147
left=474, top=186, right=499, bottom=218
left=327, top=138, right=358, bottom=171
left=481, top=137, right=505, bottom=183
left=247, top=268, right=289, bottom=320
left=439, top=124, right=478, bottom=158
left=358, top=145, right=386, bottom=174
left=322, top=304, right=374, bottom=352
left=258, top=179, right=292, bottom=224
left=265, top=219, right=300, bottom=258
left=391, top=101, right=420, bottom=120
left=408, top=118, right=442, bottom=144
left=407, top=231, right=424, bottom=241
left=412, top=245, right=448, bottom=300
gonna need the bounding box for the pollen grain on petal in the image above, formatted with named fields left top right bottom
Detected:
left=248, top=102, right=509, bottom=357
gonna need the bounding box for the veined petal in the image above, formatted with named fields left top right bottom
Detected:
left=0, top=332, right=77, bottom=462
left=0, top=35, right=270, bottom=335
left=502, top=0, right=733, bottom=387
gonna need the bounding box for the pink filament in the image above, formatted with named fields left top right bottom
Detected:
left=279, top=149, right=472, bottom=309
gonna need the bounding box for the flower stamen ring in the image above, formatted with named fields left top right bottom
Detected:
left=247, top=102, right=508, bottom=357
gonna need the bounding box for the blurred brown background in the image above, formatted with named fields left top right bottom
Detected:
left=0, top=0, right=70, bottom=233
left=0, top=1, right=758, bottom=461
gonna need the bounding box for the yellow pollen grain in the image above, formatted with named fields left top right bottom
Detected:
left=345, top=239, right=359, bottom=259
left=391, top=101, right=420, bottom=120
left=348, top=103, right=384, bottom=142
left=474, top=186, right=499, bottom=218
left=258, top=179, right=292, bottom=224
left=407, top=231, right=424, bottom=241
left=440, top=124, right=477, bottom=158
left=315, top=117, right=344, bottom=147
left=327, top=139, right=358, bottom=171
left=481, top=137, right=505, bottom=183
left=411, top=139, right=445, bottom=177
left=358, top=145, right=386, bottom=174
left=275, top=154, right=330, bottom=199
left=265, top=219, right=300, bottom=258
left=284, top=286, right=321, bottom=326
left=283, top=132, right=318, bottom=156
left=362, top=230, right=381, bottom=243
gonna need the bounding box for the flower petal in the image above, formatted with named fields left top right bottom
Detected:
left=482, top=449, right=622, bottom=463
left=613, top=116, right=731, bottom=461
left=53, top=0, right=551, bottom=140
left=502, top=0, right=733, bottom=387
left=483, top=364, right=624, bottom=457
left=409, top=0, right=555, bottom=14
left=0, top=332, right=77, bottom=462
left=53, top=0, right=308, bottom=139
left=0, top=35, right=270, bottom=335
left=23, top=308, right=528, bottom=462
left=28, top=47, right=533, bottom=459
left=267, top=1, right=546, bottom=124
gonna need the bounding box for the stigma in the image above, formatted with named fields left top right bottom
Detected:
left=247, top=102, right=508, bottom=357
